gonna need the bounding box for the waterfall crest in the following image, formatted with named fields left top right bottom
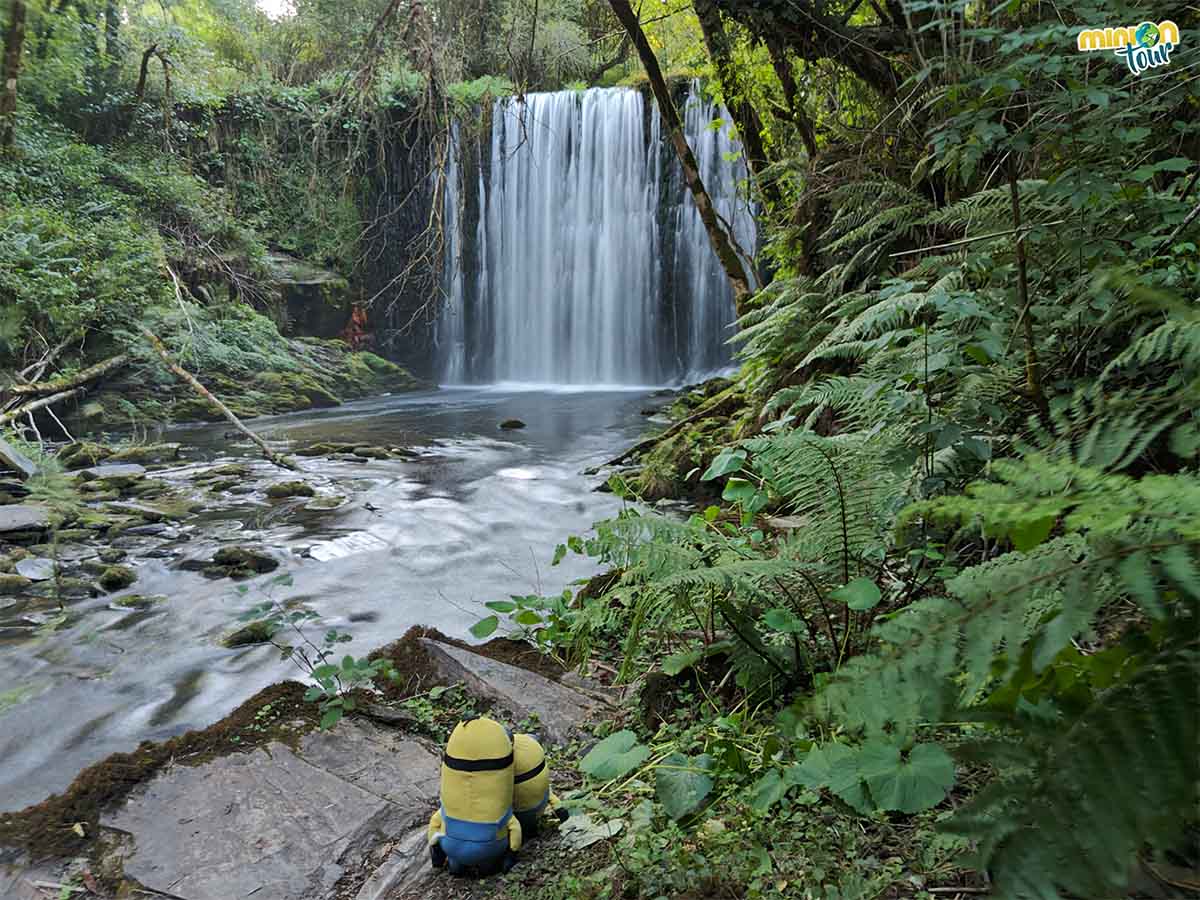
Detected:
left=437, top=83, right=754, bottom=386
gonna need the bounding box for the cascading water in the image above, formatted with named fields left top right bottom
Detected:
left=436, top=83, right=754, bottom=385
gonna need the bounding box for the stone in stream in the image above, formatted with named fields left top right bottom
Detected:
left=0, top=438, right=38, bottom=480
left=499, top=418, right=527, bottom=430
left=75, top=463, right=147, bottom=482
left=98, top=565, right=137, bottom=592
left=266, top=480, right=316, bottom=499
left=0, top=573, right=32, bottom=595
left=201, top=545, right=280, bottom=579
left=56, top=441, right=114, bottom=470
left=0, top=505, right=51, bottom=535
left=14, top=557, right=56, bottom=582
left=107, top=442, right=181, bottom=464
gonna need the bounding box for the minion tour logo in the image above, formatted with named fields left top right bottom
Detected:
left=1077, top=20, right=1181, bottom=75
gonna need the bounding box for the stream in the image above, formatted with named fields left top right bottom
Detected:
left=0, top=385, right=657, bottom=812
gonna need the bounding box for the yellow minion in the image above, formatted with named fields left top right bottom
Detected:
left=512, top=732, right=568, bottom=837
left=428, top=716, right=523, bottom=875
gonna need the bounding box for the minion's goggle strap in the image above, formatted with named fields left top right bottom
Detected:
left=513, top=759, right=546, bottom=784
left=442, top=752, right=515, bottom=772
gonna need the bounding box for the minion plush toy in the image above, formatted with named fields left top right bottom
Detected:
left=512, top=733, right=568, bottom=838
left=428, top=716, right=523, bottom=875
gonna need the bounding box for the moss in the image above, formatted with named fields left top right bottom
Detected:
left=108, top=443, right=180, bottom=464
left=98, top=548, right=126, bottom=564
left=207, top=546, right=279, bottom=579
left=0, top=682, right=318, bottom=860
left=351, top=446, right=391, bottom=459
left=57, top=442, right=115, bottom=470
left=0, top=573, right=31, bottom=594
left=222, top=619, right=278, bottom=647
left=111, top=594, right=167, bottom=609
left=99, top=566, right=137, bottom=591
left=266, top=480, right=315, bottom=499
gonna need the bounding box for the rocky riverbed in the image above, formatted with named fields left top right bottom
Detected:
left=0, top=386, right=657, bottom=814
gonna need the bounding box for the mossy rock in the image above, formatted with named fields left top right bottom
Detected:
left=54, top=528, right=94, bottom=542
left=296, top=442, right=359, bottom=457
left=266, top=481, right=315, bottom=499
left=98, top=548, right=127, bottom=564
left=351, top=446, right=391, bottom=459
left=29, top=576, right=95, bottom=599
left=305, top=494, right=348, bottom=511
left=58, top=442, right=115, bottom=470
left=99, top=565, right=137, bottom=591
left=109, top=443, right=181, bottom=465
left=206, top=546, right=279, bottom=580
left=499, top=419, right=527, bottom=430
left=111, top=594, right=168, bottom=610
left=0, top=573, right=31, bottom=595
left=192, top=464, right=251, bottom=481
left=252, top=371, right=341, bottom=410
left=223, top=619, right=279, bottom=648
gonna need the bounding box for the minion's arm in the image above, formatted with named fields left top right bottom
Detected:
left=427, top=809, right=445, bottom=846
left=506, top=813, right=523, bottom=852
left=547, top=791, right=570, bottom=822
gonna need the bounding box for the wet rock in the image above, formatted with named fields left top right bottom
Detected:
left=124, top=523, right=170, bottom=537
left=76, top=463, right=148, bottom=483
left=222, top=619, right=278, bottom=647
left=111, top=593, right=168, bottom=610
left=205, top=546, right=280, bottom=579
left=0, top=437, right=38, bottom=480
left=266, top=481, right=316, bottom=499
left=104, top=500, right=196, bottom=523
left=499, top=418, right=527, bottom=430
left=0, top=573, right=31, bottom=595
left=296, top=441, right=359, bottom=457
left=57, top=441, right=115, bottom=469
left=305, top=495, right=348, bottom=511
left=108, top=443, right=181, bottom=464
left=99, top=547, right=127, bottom=564
left=351, top=446, right=391, bottom=460
left=29, top=576, right=95, bottom=599
left=15, top=557, right=56, bottom=581
left=228, top=485, right=256, bottom=495
left=206, top=478, right=239, bottom=493
left=0, top=505, right=51, bottom=535
left=99, top=565, right=137, bottom=591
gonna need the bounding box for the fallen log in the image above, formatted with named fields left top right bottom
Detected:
left=0, top=387, right=84, bottom=429
left=590, top=390, right=741, bottom=471
left=8, top=353, right=128, bottom=397
left=138, top=326, right=297, bottom=472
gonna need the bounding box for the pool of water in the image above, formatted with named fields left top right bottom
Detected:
left=0, top=385, right=654, bottom=812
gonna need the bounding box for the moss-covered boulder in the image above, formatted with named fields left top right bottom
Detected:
left=109, top=443, right=181, bottom=464
left=58, top=441, right=115, bottom=470
left=351, top=446, right=391, bottom=459
left=206, top=546, right=279, bottom=579
left=111, top=594, right=168, bottom=610
left=252, top=371, right=341, bottom=410
left=499, top=419, right=527, bottom=430
left=222, top=619, right=279, bottom=648
left=99, top=565, right=137, bottom=591
left=98, top=547, right=128, bottom=564
left=266, top=481, right=315, bottom=499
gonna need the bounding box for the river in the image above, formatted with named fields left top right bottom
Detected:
left=0, top=385, right=656, bottom=812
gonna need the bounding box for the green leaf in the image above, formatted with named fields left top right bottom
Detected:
left=764, top=608, right=806, bottom=634
left=749, top=769, right=788, bottom=813
left=830, top=578, right=882, bottom=611
left=722, top=477, right=757, bottom=503
left=663, top=647, right=704, bottom=676
left=656, top=752, right=715, bottom=820
left=319, top=707, right=342, bottom=730
left=580, top=730, right=651, bottom=781
left=796, top=744, right=872, bottom=814
left=515, top=610, right=542, bottom=626
left=701, top=449, right=747, bottom=481
left=485, top=600, right=517, bottom=613
left=1011, top=515, right=1056, bottom=551
left=470, top=616, right=499, bottom=639
left=857, top=741, right=955, bottom=813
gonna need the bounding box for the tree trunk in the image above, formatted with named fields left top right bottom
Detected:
left=7, top=353, right=128, bottom=397
left=1, top=0, right=28, bottom=149
left=134, top=43, right=156, bottom=104
left=692, top=0, right=780, bottom=210
left=138, top=327, right=298, bottom=472
left=608, top=0, right=753, bottom=314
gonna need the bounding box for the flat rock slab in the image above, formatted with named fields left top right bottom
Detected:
left=421, top=639, right=597, bottom=744
left=102, top=720, right=441, bottom=900
left=14, top=557, right=56, bottom=581
left=0, top=504, right=50, bottom=534
left=0, top=438, right=38, bottom=480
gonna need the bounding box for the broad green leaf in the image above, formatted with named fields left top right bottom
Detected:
left=701, top=449, right=747, bottom=480
left=485, top=600, right=517, bottom=613
left=656, top=752, right=715, bottom=820
left=764, top=608, right=806, bottom=633
left=798, top=744, right=873, bottom=814
left=857, top=741, right=955, bottom=813
left=319, top=708, right=342, bottom=730
left=663, top=647, right=704, bottom=676
left=749, top=769, right=788, bottom=812
left=515, top=609, right=542, bottom=626
left=1010, top=515, right=1056, bottom=551
left=470, top=616, right=499, bottom=639
left=722, top=477, right=757, bottom=503
left=831, top=578, right=882, bottom=611
left=580, top=730, right=650, bottom=781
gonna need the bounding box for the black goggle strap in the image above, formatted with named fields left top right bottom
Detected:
left=513, top=758, right=546, bottom=784
left=442, top=752, right=514, bottom=772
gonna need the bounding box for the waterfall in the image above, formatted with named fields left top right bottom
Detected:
left=438, top=83, right=754, bottom=386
